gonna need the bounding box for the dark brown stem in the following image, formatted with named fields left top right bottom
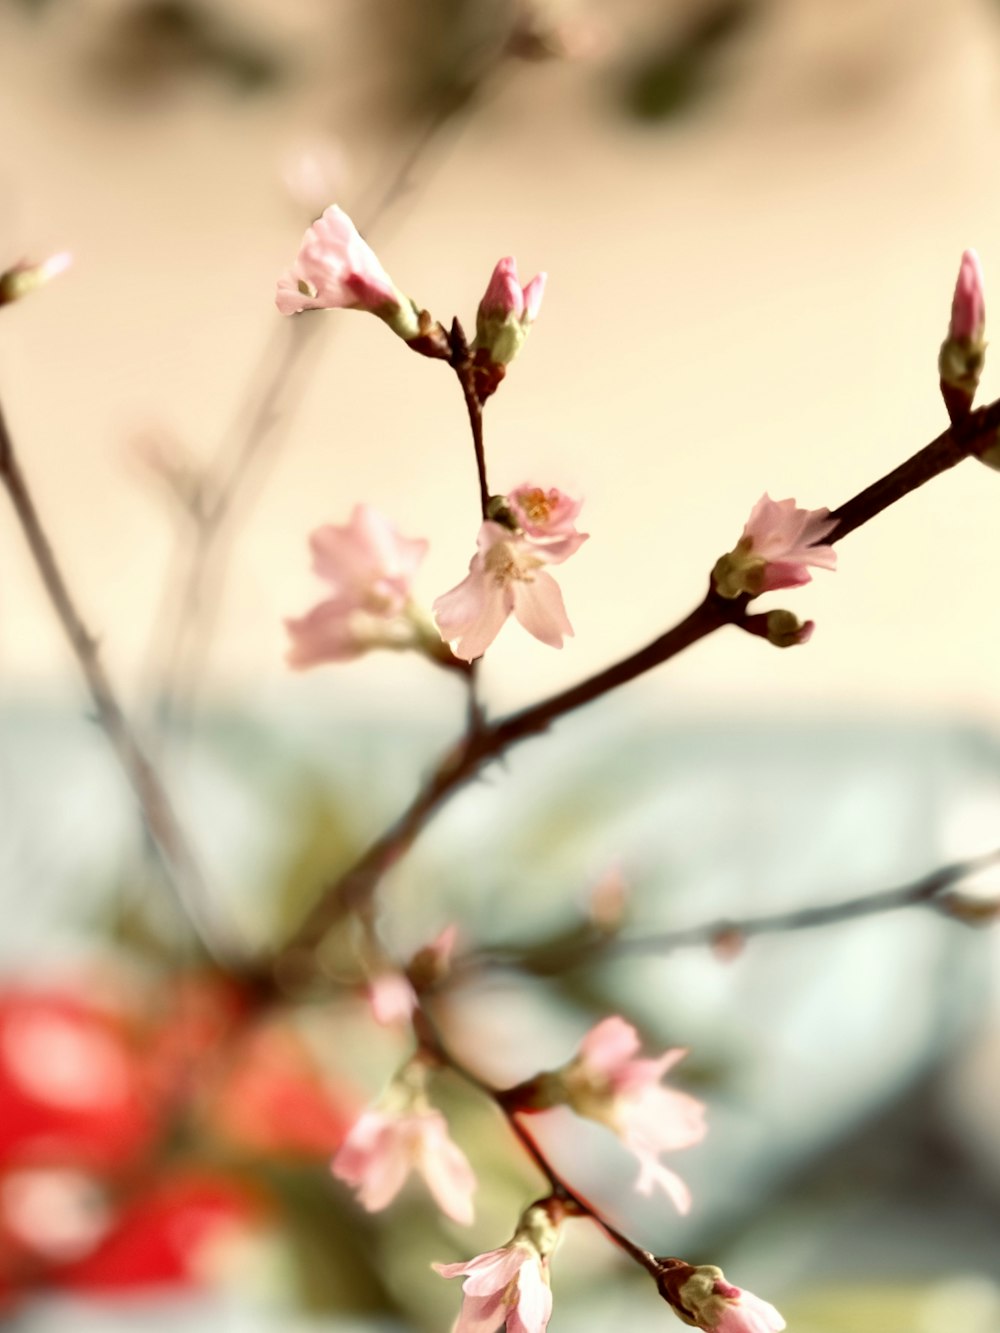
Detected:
left=0, top=398, right=237, bottom=960
left=450, top=320, right=491, bottom=519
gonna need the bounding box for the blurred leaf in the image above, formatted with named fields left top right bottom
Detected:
left=624, top=0, right=758, bottom=122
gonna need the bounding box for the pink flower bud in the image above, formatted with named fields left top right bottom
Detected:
left=660, top=1264, right=785, bottom=1333
left=474, top=257, right=547, bottom=368
left=712, top=495, right=837, bottom=600
left=0, top=252, right=71, bottom=307
left=940, top=249, right=987, bottom=418
left=275, top=205, right=420, bottom=341
left=948, top=248, right=985, bottom=344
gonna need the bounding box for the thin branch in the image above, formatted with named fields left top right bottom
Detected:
left=450, top=320, right=491, bottom=519
left=273, top=394, right=1000, bottom=972
left=469, top=846, right=1000, bottom=978
left=415, top=1010, right=661, bottom=1278
left=0, top=398, right=239, bottom=962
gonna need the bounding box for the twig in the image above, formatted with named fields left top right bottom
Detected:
left=469, top=846, right=1000, bottom=977
left=274, top=394, right=1000, bottom=971
left=416, top=1009, right=661, bottom=1277
left=0, top=397, right=238, bottom=961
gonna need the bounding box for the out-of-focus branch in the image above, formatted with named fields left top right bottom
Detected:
left=467, top=846, right=1000, bottom=978
left=273, top=394, right=1000, bottom=975
left=0, top=395, right=238, bottom=961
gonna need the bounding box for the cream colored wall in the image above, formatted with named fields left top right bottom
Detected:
left=1, top=0, right=999, bottom=722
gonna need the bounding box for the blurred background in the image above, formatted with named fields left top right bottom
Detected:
left=1, top=0, right=1000, bottom=1329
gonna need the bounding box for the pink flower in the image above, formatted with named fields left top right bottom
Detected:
left=559, top=1017, right=706, bottom=1212
left=434, top=1205, right=561, bottom=1333
left=664, top=1265, right=785, bottom=1333
left=712, top=494, right=837, bottom=600
left=285, top=505, right=428, bottom=667
left=275, top=205, right=419, bottom=340
left=948, top=248, right=985, bottom=344
left=433, top=523, right=574, bottom=660
left=332, top=1107, right=475, bottom=1225
left=507, top=484, right=587, bottom=556
left=474, top=257, right=547, bottom=367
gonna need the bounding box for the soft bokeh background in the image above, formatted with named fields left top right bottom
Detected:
left=1, top=1, right=1000, bottom=1330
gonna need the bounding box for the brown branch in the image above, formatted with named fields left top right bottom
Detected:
left=415, top=1010, right=661, bottom=1278
left=0, top=397, right=239, bottom=961
left=272, top=393, right=1000, bottom=976
left=468, top=846, right=1000, bottom=978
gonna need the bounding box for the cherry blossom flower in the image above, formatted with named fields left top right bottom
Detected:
left=0, top=252, right=71, bottom=306
left=433, top=1203, right=561, bottom=1333
left=275, top=205, right=420, bottom=340
left=474, top=257, right=547, bottom=368
left=332, top=1105, right=475, bottom=1225
left=948, top=248, right=985, bottom=344
left=712, top=494, right=837, bottom=600
left=663, top=1264, right=785, bottom=1333
left=434, top=487, right=587, bottom=661
left=286, top=505, right=428, bottom=667
left=557, top=1016, right=706, bottom=1212
left=506, top=484, right=587, bottom=557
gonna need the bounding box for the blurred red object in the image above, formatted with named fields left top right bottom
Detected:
left=0, top=989, right=158, bottom=1174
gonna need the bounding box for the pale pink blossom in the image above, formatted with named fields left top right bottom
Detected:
left=434, top=522, right=579, bottom=660
left=275, top=205, right=419, bottom=339
left=507, top=484, right=587, bottom=557
left=434, top=1206, right=561, bottom=1333
left=712, top=494, right=837, bottom=600
left=367, top=973, right=417, bottom=1028
left=948, top=248, right=985, bottom=344
left=666, top=1265, right=785, bottom=1333
left=332, top=1106, right=475, bottom=1225
left=474, top=257, right=547, bottom=367
left=286, top=505, right=427, bottom=667
left=560, top=1016, right=706, bottom=1212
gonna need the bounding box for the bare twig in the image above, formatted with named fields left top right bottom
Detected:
left=0, top=397, right=238, bottom=961
left=467, top=846, right=1000, bottom=978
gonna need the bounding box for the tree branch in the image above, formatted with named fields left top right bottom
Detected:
left=0, top=397, right=239, bottom=961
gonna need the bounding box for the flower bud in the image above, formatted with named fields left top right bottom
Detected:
left=656, top=1261, right=785, bottom=1332
left=471, top=257, right=546, bottom=399
left=939, top=249, right=986, bottom=421
left=0, top=252, right=72, bottom=307
left=764, top=609, right=814, bottom=648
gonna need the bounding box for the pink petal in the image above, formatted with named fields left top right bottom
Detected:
left=521, top=273, right=547, bottom=324
left=418, top=1122, right=476, bottom=1226
left=512, top=570, right=573, bottom=648
left=949, top=248, right=985, bottom=343
left=510, top=1258, right=552, bottom=1333
left=433, top=566, right=511, bottom=662
left=284, top=600, right=362, bottom=669
left=578, top=1017, right=641, bottom=1074
left=479, top=257, right=525, bottom=321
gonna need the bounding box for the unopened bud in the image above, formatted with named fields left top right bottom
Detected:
left=0, top=252, right=72, bottom=307
left=472, top=257, right=546, bottom=400
left=939, top=249, right=986, bottom=420
left=765, top=609, right=814, bottom=648
left=656, top=1260, right=785, bottom=1332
